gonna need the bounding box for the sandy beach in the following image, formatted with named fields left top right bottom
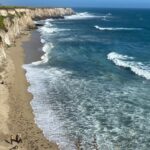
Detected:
left=0, top=31, right=58, bottom=150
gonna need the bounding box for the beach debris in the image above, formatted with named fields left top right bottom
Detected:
left=75, top=136, right=83, bottom=150
left=16, top=133, right=22, bottom=143
left=9, top=145, right=18, bottom=150
left=10, top=135, right=16, bottom=145
left=0, top=81, right=4, bottom=84
left=6, top=134, right=22, bottom=150
left=92, top=135, right=99, bottom=150
left=5, top=134, right=23, bottom=145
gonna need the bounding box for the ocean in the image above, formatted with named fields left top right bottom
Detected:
left=23, top=8, right=150, bottom=150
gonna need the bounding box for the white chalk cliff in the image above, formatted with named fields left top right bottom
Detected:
left=0, top=7, right=74, bottom=68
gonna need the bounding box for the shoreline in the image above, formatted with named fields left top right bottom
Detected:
left=22, top=30, right=44, bottom=64
left=0, top=31, right=58, bottom=150
left=0, top=7, right=74, bottom=150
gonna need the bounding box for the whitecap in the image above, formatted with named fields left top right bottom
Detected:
left=107, top=52, right=150, bottom=80
left=95, top=25, right=142, bottom=31
left=45, top=21, right=53, bottom=27
left=38, top=26, right=70, bottom=34
left=107, top=13, right=112, bottom=16
left=41, top=38, right=45, bottom=44
left=38, top=26, right=58, bottom=34
left=65, top=12, right=99, bottom=20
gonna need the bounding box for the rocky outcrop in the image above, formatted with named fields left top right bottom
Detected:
left=0, top=8, right=74, bottom=68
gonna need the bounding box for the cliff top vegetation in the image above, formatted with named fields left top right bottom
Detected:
left=0, top=6, right=29, bottom=9
left=0, top=16, right=5, bottom=30
left=0, top=6, right=62, bottom=10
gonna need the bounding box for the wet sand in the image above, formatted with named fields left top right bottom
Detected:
left=23, top=30, right=44, bottom=64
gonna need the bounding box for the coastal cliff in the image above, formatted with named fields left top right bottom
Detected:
left=0, top=8, right=73, bottom=46
left=0, top=7, right=74, bottom=150
left=0, top=7, right=73, bottom=79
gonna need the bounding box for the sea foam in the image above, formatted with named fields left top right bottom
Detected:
left=23, top=65, right=76, bottom=150
left=64, top=12, right=113, bottom=21
left=95, top=25, right=142, bottom=31
left=65, top=12, right=100, bottom=20
left=38, top=26, right=58, bottom=34
left=107, top=52, right=150, bottom=80
left=34, top=20, right=71, bottom=65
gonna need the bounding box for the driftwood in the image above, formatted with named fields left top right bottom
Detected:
left=9, top=145, right=18, bottom=150
left=75, top=134, right=99, bottom=150
left=92, top=135, right=99, bottom=150
left=75, top=136, right=83, bottom=150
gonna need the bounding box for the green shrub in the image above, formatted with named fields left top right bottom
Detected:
left=0, top=6, right=29, bottom=9
left=0, top=16, right=5, bottom=30
left=0, top=36, right=2, bottom=42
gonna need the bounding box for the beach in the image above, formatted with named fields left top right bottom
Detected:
left=0, top=7, right=150, bottom=150
left=0, top=31, right=58, bottom=150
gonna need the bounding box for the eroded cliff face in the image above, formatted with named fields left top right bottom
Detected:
left=0, top=7, right=74, bottom=69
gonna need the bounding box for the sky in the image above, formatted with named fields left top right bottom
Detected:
left=0, top=0, right=150, bottom=8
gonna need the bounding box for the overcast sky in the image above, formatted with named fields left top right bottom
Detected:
left=0, top=0, right=150, bottom=8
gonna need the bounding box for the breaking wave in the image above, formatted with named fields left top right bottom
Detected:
left=65, top=12, right=99, bottom=20
left=107, top=52, right=150, bottom=80
left=31, top=43, right=54, bottom=65
left=41, top=38, right=45, bottom=44
left=38, top=26, right=70, bottom=34
left=38, top=26, right=58, bottom=34
left=95, top=25, right=142, bottom=31
left=38, top=20, right=70, bottom=34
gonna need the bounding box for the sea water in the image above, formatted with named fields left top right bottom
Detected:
left=24, top=8, right=150, bottom=150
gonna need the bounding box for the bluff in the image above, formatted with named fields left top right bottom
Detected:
left=0, top=8, right=74, bottom=67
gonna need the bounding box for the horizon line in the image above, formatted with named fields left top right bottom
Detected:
left=0, top=5, right=150, bottom=9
